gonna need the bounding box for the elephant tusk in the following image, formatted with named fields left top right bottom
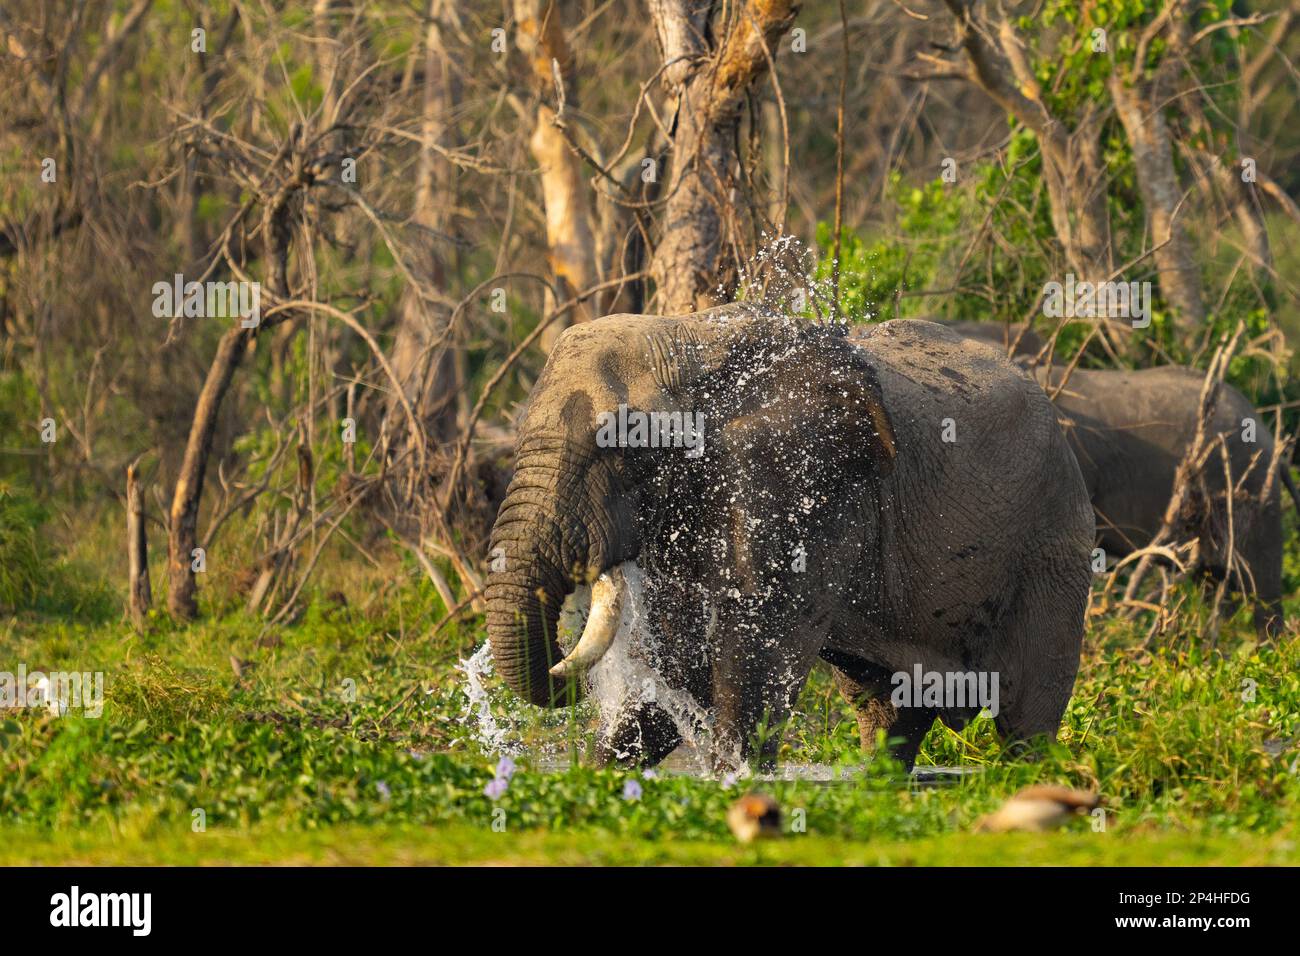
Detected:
left=549, top=564, right=627, bottom=679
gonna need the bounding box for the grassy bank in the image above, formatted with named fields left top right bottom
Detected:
left=2, top=506, right=1298, bottom=866
left=5, top=821, right=1296, bottom=867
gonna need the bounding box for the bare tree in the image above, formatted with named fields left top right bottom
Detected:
left=1108, top=1, right=1205, bottom=329
left=166, top=169, right=300, bottom=620
left=514, top=0, right=602, bottom=346
left=932, top=1, right=1113, bottom=281
left=164, top=47, right=383, bottom=617
left=647, top=0, right=800, bottom=314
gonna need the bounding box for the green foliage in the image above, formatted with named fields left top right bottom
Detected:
left=1031, top=0, right=1244, bottom=115
left=0, top=486, right=115, bottom=619
left=289, top=65, right=324, bottom=112
left=817, top=149, right=1291, bottom=419
left=2, top=557, right=1297, bottom=863
left=814, top=138, right=1063, bottom=329
left=0, top=487, right=49, bottom=611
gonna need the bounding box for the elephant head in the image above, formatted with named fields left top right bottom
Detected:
left=485, top=306, right=898, bottom=711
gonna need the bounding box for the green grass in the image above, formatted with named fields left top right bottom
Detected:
left=4, top=821, right=1296, bottom=867
left=1, top=504, right=1298, bottom=866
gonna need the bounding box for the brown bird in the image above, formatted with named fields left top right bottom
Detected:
left=727, top=793, right=782, bottom=843
left=974, top=785, right=1100, bottom=833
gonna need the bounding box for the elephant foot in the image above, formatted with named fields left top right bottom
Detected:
left=855, top=697, right=936, bottom=771
left=593, top=701, right=682, bottom=768
left=706, top=732, right=777, bottom=776
left=832, top=662, right=936, bottom=772
left=997, top=736, right=1052, bottom=763
left=710, top=692, right=789, bottom=776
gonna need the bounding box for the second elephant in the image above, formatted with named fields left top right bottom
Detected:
left=1036, top=363, right=1295, bottom=636
left=937, top=323, right=1296, bottom=636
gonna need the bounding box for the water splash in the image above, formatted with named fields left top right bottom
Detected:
left=585, top=563, right=726, bottom=773
left=455, top=642, right=522, bottom=756
left=453, top=587, right=604, bottom=760
left=454, top=565, right=734, bottom=773
left=730, top=231, right=875, bottom=324
left=460, top=234, right=889, bottom=772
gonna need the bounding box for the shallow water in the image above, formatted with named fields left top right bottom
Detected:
left=456, top=639, right=982, bottom=788
left=528, top=746, right=980, bottom=788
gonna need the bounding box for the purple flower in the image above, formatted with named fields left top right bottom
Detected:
left=484, top=777, right=509, bottom=800
left=622, top=779, right=642, bottom=802
left=495, top=756, right=517, bottom=780
left=375, top=781, right=392, bottom=802
left=642, top=769, right=658, bottom=780
left=721, top=772, right=738, bottom=789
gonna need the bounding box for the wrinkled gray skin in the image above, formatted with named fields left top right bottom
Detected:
left=486, top=310, right=1094, bottom=770
left=930, top=319, right=1043, bottom=358
left=937, top=323, right=1296, bottom=637
left=1029, top=363, right=1293, bottom=637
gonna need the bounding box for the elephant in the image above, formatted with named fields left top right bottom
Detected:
left=485, top=308, right=1095, bottom=772
left=932, top=323, right=1298, bottom=637
left=1027, top=362, right=1297, bottom=637
left=931, top=317, right=1129, bottom=363
left=929, top=319, right=1043, bottom=358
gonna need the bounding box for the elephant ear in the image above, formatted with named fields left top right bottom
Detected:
left=719, top=349, right=897, bottom=482
left=825, top=356, right=896, bottom=479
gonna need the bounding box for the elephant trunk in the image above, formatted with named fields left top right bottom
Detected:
left=485, top=446, right=632, bottom=706
left=485, top=560, right=570, bottom=708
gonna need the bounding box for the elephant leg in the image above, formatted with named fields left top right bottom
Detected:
left=593, top=701, right=682, bottom=768
left=830, top=660, right=935, bottom=771
left=988, top=563, right=1084, bottom=753
left=710, top=624, right=816, bottom=773
left=991, top=676, right=1073, bottom=754
left=710, top=657, right=776, bottom=773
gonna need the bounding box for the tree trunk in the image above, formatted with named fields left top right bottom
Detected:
left=597, top=152, right=658, bottom=316
left=1110, top=71, right=1205, bottom=330
left=1042, top=127, right=1113, bottom=281
left=167, top=325, right=252, bottom=618
left=647, top=0, right=799, bottom=315
left=126, top=461, right=151, bottom=630
left=388, top=0, right=461, bottom=450
left=514, top=0, right=601, bottom=347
